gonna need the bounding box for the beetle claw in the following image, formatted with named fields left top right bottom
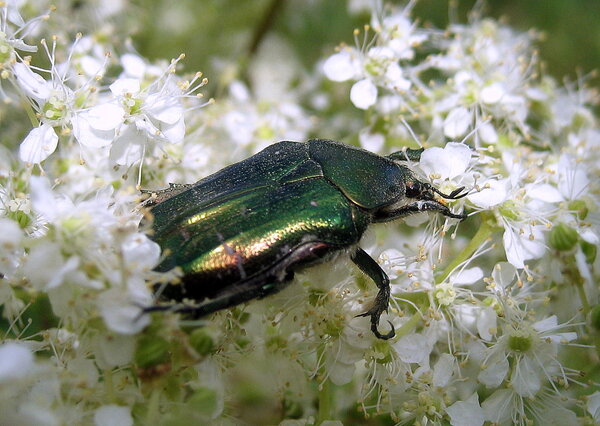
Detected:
left=373, top=320, right=395, bottom=340
left=356, top=309, right=396, bottom=340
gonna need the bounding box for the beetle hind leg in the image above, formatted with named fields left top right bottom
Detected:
left=351, top=247, right=395, bottom=340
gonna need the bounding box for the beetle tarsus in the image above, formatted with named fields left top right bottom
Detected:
left=350, top=247, right=395, bottom=340
left=374, top=320, right=395, bottom=340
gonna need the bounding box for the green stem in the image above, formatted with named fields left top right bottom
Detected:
left=574, top=279, right=590, bottom=314
left=593, top=334, right=600, bottom=361
left=103, top=369, right=115, bottom=403
left=20, top=95, right=39, bottom=127
left=436, top=220, right=495, bottom=284
left=317, top=376, right=333, bottom=424
left=145, top=386, right=161, bottom=424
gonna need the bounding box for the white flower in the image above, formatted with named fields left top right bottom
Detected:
left=502, top=224, right=546, bottom=269
left=447, top=393, right=485, bottom=426
left=432, top=353, right=455, bottom=387
left=393, top=333, right=433, bottom=364
left=587, top=391, right=600, bottom=422
left=19, top=123, right=59, bottom=164
left=468, top=178, right=510, bottom=208
left=323, top=51, right=359, bottom=82
left=0, top=342, right=35, bottom=382
left=97, top=286, right=151, bottom=335
left=22, top=242, right=80, bottom=290
left=479, top=315, right=576, bottom=398
left=350, top=78, right=377, bottom=110
left=443, top=107, right=471, bottom=139
left=419, top=142, right=472, bottom=181
left=94, top=405, right=133, bottom=426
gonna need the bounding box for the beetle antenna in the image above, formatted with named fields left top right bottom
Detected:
left=432, top=186, right=469, bottom=200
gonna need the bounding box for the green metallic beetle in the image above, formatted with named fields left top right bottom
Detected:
left=142, top=139, right=467, bottom=339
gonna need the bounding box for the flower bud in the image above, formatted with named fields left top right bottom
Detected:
left=568, top=200, right=588, bottom=220
left=135, top=336, right=170, bottom=368
left=549, top=223, right=578, bottom=251
left=580, top=240, right=597, bottom=264
left=189, top=330, right=215, bottom=356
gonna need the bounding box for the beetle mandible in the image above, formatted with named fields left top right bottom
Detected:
left=142, top=139, right=467, bottom=339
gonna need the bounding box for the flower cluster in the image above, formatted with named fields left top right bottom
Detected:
left=0, top=2, right=599, bottom=425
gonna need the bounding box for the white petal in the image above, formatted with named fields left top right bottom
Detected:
left=110, top=78, right=140, bottom=95
left=109, top=126, right=144, bottom=166
left=444, top=142, right=472, bottom=177
left=481, top=389, right=513, bottom=424
left=480, top=83, right=505, bottom=104
left=229, top=80, right=250, bottom=102
left=532, top=315, right=558, bottom=333
left=558, top=154, right=590, bottom=199
left=491, top=262, right=517, bottom=288
left=80, top=55, right=104, bottom=77
left=478, top=354, right=508, bottom=387
left=72, top=112, right=116, bottom=148
left=447, top=393, right=485, bottom=426
left=385, top=63, right=411, bottom=91
left=122, top=233, right=161, bottom=271
left=121, top=53, right=147, bottom=79
left=327, top=360, right=355, bottom=386
left=393, top=333, right=432, bottom=364
left=85, top=103, right=125, bottom=131
left=432, top=353, right=455, bottom=387
left=453, top=267, right=483, bottom=285
left=476, top=307, right=497, bottom=341
left=587, top=391, right=600, bottom=421
left=13, top=62, right=50, bottom=102
left=350, top=79, right=377, bottom=110
left=97, top=288, right=150, bottom=335
left=0, top=343, right=34, bottom=382
left=323, top=51, right=358, bottom=82
left=580, top=229, right=599, bottom=245
left=443, top=107, right=471, bottom=139
left=19, top=124, right=58, bottom=164
left=467, top=179, right=509, bottom=208
left=94, top=405, right=133, bottom=426
left=93, top=334, right=135, bottom=369
left=478, top=122, right=498, bottom=144
left=155, top=115, right=185, bottom=144
left=511, top=356, right=541, bottom=397
left=145, top=94, right=183, bottom=124
left=358, top=131, right=385, bottom=152
left=29, top=175, right=60, bottom=222
left=526, top=183, right=563, bottom=203
left=420, top=142, right=471, bottom=180
left=503, top=227, right=546, bottom=269
left=0, top=218, right=23, bottom=249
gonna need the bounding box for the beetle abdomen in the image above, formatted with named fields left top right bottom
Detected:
left=153, top=177, right=369, bottom=301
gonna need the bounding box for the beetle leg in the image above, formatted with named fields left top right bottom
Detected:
left=176, top=275, right=294, bottom=319
left=351, top=247, right=395, bottom=340
left=374, top=199, right=466, bottom=222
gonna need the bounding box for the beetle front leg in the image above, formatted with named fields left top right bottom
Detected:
left=374, top=199, right=466, bottom=222
left=351, top=247, right=395, bottom=340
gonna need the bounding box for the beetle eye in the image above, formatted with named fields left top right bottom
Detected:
left=405, top=181, right=421, bottom=198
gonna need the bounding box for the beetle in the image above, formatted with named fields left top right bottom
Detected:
left=142, top=139, right=467, bottom=339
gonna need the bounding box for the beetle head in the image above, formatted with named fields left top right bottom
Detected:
left=369, top=172, right=469, bottom=222
left=405, top=178, right=468, bottom=202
